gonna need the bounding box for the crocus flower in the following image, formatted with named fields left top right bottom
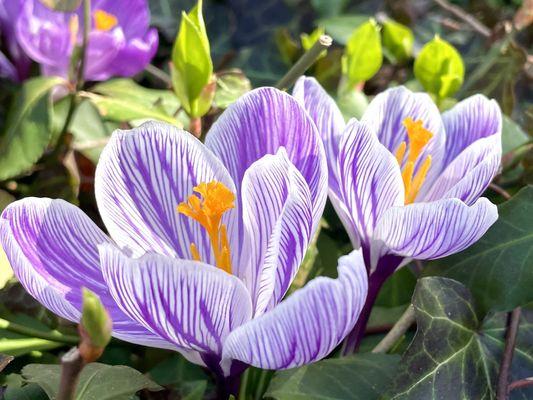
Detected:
left=0, top=0, right=30, bottom=81
left=293, top=77, right=501, bottom=350
left=10, top=0, right=158, bottom=81
left=0, top=88, right=368, bottom=381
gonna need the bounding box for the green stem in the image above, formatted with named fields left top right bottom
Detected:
left=254, top=370, right=270, bottom=400
left=0, top=317, right=79, bottom=345
left=276, top=35, right=332, bottom=90
left=238, top=368, right=250, bottom=399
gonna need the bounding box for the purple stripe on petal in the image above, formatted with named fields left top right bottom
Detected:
left=221, top=249, right=368, bottom=371
left=95, top=121, right=237, bottom=264
left=292, top=76, right=345, bottom=194
left=334, top=119, right=404, bottom=248
left=99, top=245, right=253, bottom=358
left=441, top=94, right=502, bottom=168
left=0, top=198, right=171, bottom=349
left=423, top=134, right=501, bottom=205
left=205, top=87, right=328, bottom=245
left=374, top=197, right=498, bottom=260
left=238, top=148, right=314, bottom=316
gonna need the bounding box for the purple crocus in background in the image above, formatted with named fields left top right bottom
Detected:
left=7, top=0, right=157, bottom=81
left=293, top=77, right=501, bottom=352
left=0, top=87, right=368, bottom=391
left=0, top=0, right=30, bottom=81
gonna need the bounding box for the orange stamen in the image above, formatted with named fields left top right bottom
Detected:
left=394, top=118, right=434, bottom=204
left=177, top=181, right=235, bottom=274
left=94, top=9, right=118, bottom=31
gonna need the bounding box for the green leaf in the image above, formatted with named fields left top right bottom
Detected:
left=414, top=36, right=464, bottom=100
left=388, top=277, right=533, bottom=399
left=23, top=363, right=163, bottom=400
left=80, top=288, right=111, bottom=349
left=425, top=186, right=533, bottom=316
left=213, top=70, right=252, bottom=109
left=0, top=76, right=65, bottom=181
left=342, top=19, right=382, bottom=85
left=502, top=115, right=530, bottom=154
left=318, top=15, right=370, bottom=45
left=266, top=353, right=400, bottom=400
left=382, top=20, right=414, bottom=64
left=375, top=267, right=417, bottom=308
left=4, top=383, right=49, bottom=400
left=39, top=0, right=82, bottom=11
left=171, top=0, right=213, bottom=117
left=300, top=27, right=327, bottom=60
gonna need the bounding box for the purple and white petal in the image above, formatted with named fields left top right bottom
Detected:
left=360, top=86, right=445, bottom=185
left=221, top=249, right=368, bottom=371
left=423, top=133, right=501, bottom=205
left=0, top=198, right=170, bottom=349
left=334, top=119, right=404, bottom=248
left=99, top=245, right=253, bottom=357
left=94, top=121, right=237, bottom=263
left=440, top=94, right=502, bottom=168
left=292, top=76, right=345, bottom=193
left=374, top=197, right=498, bottom=260
left=205, top=87, right=327, bottom=238
left=238, top=148, right=313, bottom=316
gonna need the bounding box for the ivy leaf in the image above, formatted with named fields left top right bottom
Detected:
left=425, top=186, right=533, bottom=316
left=388, top=277, right=533, bottom=399
left=0, top=76, right=65, bottom=181
left=266, top=353, right=400, bottom=400
left=23, top=363, right=162, bottom=400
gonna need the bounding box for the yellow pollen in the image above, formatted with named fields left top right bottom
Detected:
left=94, top=9, right=118, bottom=31
left=395, top=118, right=434, bottom=204
left=177, top=181, right=235, bottom=274
left=68, top=15, right=79, bottom=46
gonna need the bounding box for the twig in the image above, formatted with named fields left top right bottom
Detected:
left=276, top=35, right=332, bottom=90
left=0, top=317, right=79, bottom=345
left=497, top=307, right=522, bottom=400
left=145, top=64, right=172, bottom=87
left=72, top=137, right=110, bottom=151
left=189, top=117, right=202, bottom=138
left=434, top=0, right=491, bottom=38
left=57, top=347, right=86, bottom=400
left=508, top=377, right=533, bottom=392
left=372, top=305, right=416, bottom=354
left=489, top=183, right=512, bottom=200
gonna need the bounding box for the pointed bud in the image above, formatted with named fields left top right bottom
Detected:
left=78, top=288, right=112, bottom=362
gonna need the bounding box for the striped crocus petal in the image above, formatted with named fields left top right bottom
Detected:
left=334, top=119, right=404, bottom=248
left=374, top=197, right=498, bottom=260
left=422, top=95, right=502, bottom=204
left=99, top=245, right=253, bottom=358
left=221, top=249, right=368, bottom=371
left=0, top=198, right=172, bottom=349
left=205, top=87, right=327, bottom=240
left=238, top=148, right=313, bottom=316
left=360, top=86, right=445, bottom=188
left=95, top=121, right=237, bottom=263
left=292, top=76, right=345, bottom=194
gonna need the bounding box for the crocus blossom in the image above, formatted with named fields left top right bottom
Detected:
left=0, top=87, right=368, bottom=378
left=8, top=0, right=158, bottom=81
left=0, top=0, right=30, bottom=81
left=293, top=77, right=501, bottom=348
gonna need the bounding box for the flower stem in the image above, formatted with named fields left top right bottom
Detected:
left=0, top=317, right=79, bottom=345
left=238, top=368, right=249, bottom=399
left=57, top=347, right=86, bottom=400
left=275, top=35, right=332, bottom=90
left=497, top=307, right=522, bottom=400
left=371, top=305, right=415, bottom=353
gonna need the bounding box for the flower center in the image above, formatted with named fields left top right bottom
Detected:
left=177, top=181, right=235, bottom=274
left=93, top=9, right=118, bottom=31
left=394, top=118, right=434, bottom=204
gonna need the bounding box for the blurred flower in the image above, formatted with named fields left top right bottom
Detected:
left=9, top=0, right=158, bottom=81
left=0, top=0, right=31, bottom=81
left=0, top=88, right=368, bottom=378
left=294, top=77, right=501, bottom=347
